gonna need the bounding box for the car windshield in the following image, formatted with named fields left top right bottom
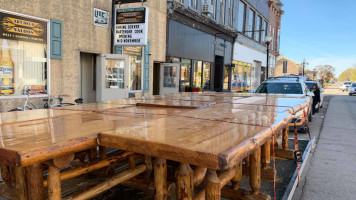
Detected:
left=344, top=82, right=352, bottom=85
left=256, top=83, right=303, bottom=94
left=305, top=83, right=317, bottom=90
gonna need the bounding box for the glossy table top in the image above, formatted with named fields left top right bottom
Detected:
left=0, top=92, right=304, bottom=168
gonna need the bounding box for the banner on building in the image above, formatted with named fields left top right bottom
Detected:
left=115, top=0, right=147, bottom=4
left=94, top=8, right=109, bottom=28
left=0, top=11, right=47, bottom=44
left=115, top=7, right=148, bottom=46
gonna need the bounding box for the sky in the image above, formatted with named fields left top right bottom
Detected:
left=280, top=0, right=356, bottom=77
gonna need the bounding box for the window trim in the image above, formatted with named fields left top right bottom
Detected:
left=188, top=0, right=199, bottom=11
left=0, top=8, right=51, bottom=99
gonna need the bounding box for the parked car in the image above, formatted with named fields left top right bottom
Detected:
left=340, top=81, right=353, bottom=91
left=305, top=81, right=324, bottom=110
left=255, top=76, right=313, bottom=133
left=349, top=83, right=356, bottom=96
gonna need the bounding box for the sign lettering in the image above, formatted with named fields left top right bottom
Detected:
left=115, top=7, right=148, bottom=46
left=0, top=12, right=47, bottom=44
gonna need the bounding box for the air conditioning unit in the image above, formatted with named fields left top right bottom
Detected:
left=202, top=4, right=214, bottom=15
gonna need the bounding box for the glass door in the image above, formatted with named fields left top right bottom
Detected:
left=97, top=54, right=129, bottom=102
left=160, top=63, right=180, bottom=95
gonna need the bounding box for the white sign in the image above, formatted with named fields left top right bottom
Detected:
left=94, top=8, right=109, bottom=28
left=115, top=7, right=148, bottom=46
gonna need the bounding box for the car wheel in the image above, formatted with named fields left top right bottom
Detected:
left=350, top=94, right=352, bottom=96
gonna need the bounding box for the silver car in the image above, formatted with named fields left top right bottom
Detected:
left=349, top=83, right=356, bottom=96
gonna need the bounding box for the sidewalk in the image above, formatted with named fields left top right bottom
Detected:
left=292, top=95, right=356, bottom=200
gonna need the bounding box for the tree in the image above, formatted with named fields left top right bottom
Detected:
left=315, top=65, right=335, bottom=83
left=339, top=67, right=356, bottom=81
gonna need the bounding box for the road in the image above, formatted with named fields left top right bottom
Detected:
left=292, top=83, right=356, bottom=200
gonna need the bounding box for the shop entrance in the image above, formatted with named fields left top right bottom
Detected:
left=80, top=52, right=97, bottom=103
left=214, top=56, right=224, bottom=92
left=160, top=63, right=180, bottom=95
left=96, top=54, right=129, bottom=101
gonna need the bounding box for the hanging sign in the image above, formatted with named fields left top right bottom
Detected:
left=115, top=7, right=148, bottom=46
left=94, top=8, right=109, bottom=28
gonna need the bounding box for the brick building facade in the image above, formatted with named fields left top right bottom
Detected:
left=268, top=0, right=283, bottom=77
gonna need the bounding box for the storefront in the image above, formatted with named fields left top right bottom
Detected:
left=0, top=9, right=49, bottom=97
left=167, top=57, right=212, bottom=92
left=233, top=42, right=267, bottom=92
left=231, top=61, right=255, bottom=91
left=166, top=20, right=233, bottom=93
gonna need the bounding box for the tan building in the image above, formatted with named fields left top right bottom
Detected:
left=0, top=0, right=166, bottom=112
left=275, top=56, right=302, bottom=77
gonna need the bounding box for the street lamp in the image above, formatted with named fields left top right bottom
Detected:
left=264, top=34, right=273, bottom=79
left=302, top=58, right=306, bottom=76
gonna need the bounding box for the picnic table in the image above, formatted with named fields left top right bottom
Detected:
left=0, top=93, right=311, bottom=200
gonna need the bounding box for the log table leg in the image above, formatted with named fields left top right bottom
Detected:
left=244, top=156, right=250, bottom=167
left=154, top=158, right=167, bottom=200
left=99, top=146, right=107, bottom=159
left=15, top=167, right=28, bottom=200
left=176, top=163, right=194, bottom=200
left=205, top=169, right=220, bottom=200
left=129, top=155, right=136, bottom=169
left=250, top=149, right=261, bottom=195
left=283, top=126, right=289, bottom=150
left=231, top=162, right=242, bottom=190
left=48, top=165, right=61, bottom=200
left=261, top=140, right=271, bottom=169
left=27, top=163, right=44, bottom=200
left=46, top=154, right=74, bottom=200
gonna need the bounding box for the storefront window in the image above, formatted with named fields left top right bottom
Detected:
left=106, top=59, right=125, bottom=89
left=251, top=65, right=256, bottom=90
left=203, top=62, right=211, bottom=90
left=163, top=66, right=177, bottom=88
left=0, top=12, right=48, bottom=96
left=232, top=61, right=252, bottom=91
left=193, top=60, right=202, bottom=88
left=123, top=46, right=142, bottom=91
left=245, top=64, right=251, bottom=90
left=223, top=66, right=229, bottom=90
left=180, top=59, right=191, bottom=92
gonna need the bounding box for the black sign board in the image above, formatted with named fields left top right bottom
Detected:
left=283, top=61, right=288, bottom=74
left=115, top=0, right=147, bottom=4
left=0, top=12, right=47, bottom=44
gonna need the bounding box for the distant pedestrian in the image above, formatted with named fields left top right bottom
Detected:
left=310, top=84, right=321, bottom=115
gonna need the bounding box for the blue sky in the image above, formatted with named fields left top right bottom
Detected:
left=280, top=0, right=356, bottom=77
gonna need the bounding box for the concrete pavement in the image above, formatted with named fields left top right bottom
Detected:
left=292, top=84, right=356, bottom=200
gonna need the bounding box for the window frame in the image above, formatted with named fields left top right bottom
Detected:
left=219, top=0, right=225, bottom=25
left=254, top=15, right=261, bottom=42
left=0, top=8, right=50, bottom=99
left=189, top=0, right=198, bottom=10
left=237, top=0, right=246, bottom=33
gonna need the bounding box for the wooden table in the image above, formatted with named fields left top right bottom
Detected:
left=0, top=93, right=309, bottom=200
left=98, top=97, right=293, bottom=200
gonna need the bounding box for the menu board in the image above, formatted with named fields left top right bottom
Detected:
left=115, top=7, right=148, bottom=46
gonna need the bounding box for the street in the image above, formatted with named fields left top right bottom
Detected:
left=292, top=83, right=356, bottom=199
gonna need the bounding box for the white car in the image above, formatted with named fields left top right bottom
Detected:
left=340, top=81, right=353, bottom=92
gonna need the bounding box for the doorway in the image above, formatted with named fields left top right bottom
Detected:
left=80, top=52, right=97, bottom=103
left=153, top=63, right=160, bottom=95
left=214, top=56, right=224, bottom=92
